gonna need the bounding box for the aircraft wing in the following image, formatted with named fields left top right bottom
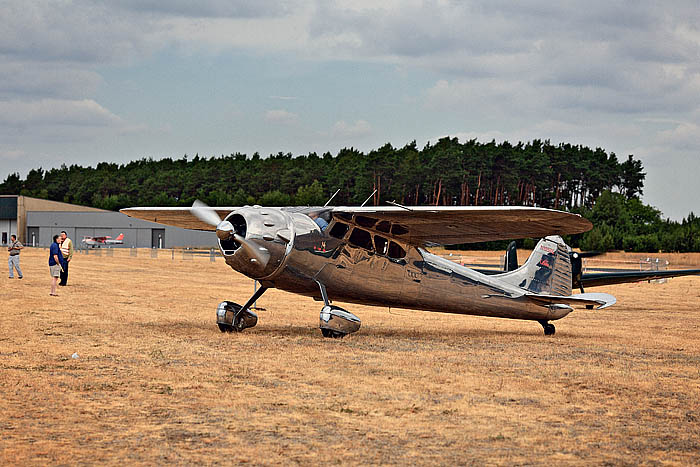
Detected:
left=120, top=205, right=592, bottom=242
left=332, top=206, right=592, bottom=245
left=120, top=207, right=233, bottom=231
left=579, top=269, right=700, bottom=288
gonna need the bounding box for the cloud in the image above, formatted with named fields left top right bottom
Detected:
left=332, top=120, right=372, bottom=138
left=0, top=61, right=103, bottom=100
left=265, top=109, right=299, bottom=125
left=113, top=0, right=296, bottom=18
left=0, top=1, right=159, bottom=64
left=0, top=99, right=122, bottom=127
left=309, top=1, right=700, bottom=117
left=0, top=149, right=27, bottom=161
left=269, top=95, right=299, bottom=101
left=656, top=122, right=700, bottom=151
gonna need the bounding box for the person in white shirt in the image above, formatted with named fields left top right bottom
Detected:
left=59, top=230, right=74, bottom=286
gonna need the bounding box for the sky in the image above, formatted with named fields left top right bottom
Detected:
left=1, top=0, right=699, bottom=220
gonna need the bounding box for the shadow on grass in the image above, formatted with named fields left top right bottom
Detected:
left=250, top=323, right=603, bottom=341
left=137, top=317, right=603, bottom=342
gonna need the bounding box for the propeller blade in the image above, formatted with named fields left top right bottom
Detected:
left=191, top=199, right=222, bottom=227
left=234, top=234, right=270, bottom=266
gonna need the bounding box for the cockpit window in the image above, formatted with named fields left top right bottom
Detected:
left=329, top=222, right=349, bottom=239
left=391, top=224, right=409, bottom=236
left=375, top=220, right=391, bottom=233
left=374, top=235, right=388, bottom=255
left=348, top=227, right=373, bottom=250
left=388, top=241, right=406, bottom=259
left=355, top=215, right=377, bottom=228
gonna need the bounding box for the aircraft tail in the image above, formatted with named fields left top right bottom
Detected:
left=115, top=233, right=124, bottom=241
left=504, top=241, right=518, bottom=272
left=498, top=236, right=572, bottom=296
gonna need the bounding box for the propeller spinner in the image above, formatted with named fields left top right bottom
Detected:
left=190, top=200, right=270, bottom=266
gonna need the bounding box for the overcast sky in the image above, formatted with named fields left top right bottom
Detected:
left=1, top=1, right=699, bottom=219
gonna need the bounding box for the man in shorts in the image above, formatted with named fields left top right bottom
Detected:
left=49, top=234, right=64, bottom=296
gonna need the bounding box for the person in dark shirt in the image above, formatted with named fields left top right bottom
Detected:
left=49, top=234, right=64, bottom=296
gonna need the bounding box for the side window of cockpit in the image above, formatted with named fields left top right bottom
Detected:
left=387, top=241, right=406, bottom=259
left=375, top=220, right=391, bottom=233
left=348, top=227, right=373, bottom=250
left=374, top=235, right=388, bottom=255
left=329, top=222, right=349, bottom=239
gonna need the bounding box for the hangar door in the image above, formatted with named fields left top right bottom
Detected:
left=151, top=229, right=165, bottom=249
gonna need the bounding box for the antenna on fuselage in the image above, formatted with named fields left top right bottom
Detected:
left=323, top=188, right=341, bottom=207
left=360, top=189, right=378, bottom=207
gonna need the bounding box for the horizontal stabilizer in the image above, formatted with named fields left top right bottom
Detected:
left=525, top=292, right=617, bottom=310
left=580, top=269, right=700, bottom=288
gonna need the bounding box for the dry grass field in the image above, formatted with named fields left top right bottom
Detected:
left=2, top=247, right=700, bottom=465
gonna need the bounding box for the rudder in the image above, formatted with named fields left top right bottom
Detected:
left=499, top=236, right=572, bottom=296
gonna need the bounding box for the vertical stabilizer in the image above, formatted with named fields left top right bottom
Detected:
left=504, top=241, right=518, bottom=272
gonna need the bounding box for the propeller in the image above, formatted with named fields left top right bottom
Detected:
left=190, top=200, right=270, bottom=266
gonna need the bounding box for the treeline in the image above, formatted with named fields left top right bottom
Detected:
left=2, top=138, right=643, bottom=209
left=1, top=137, right=697, bottom=251
left=576, top=191, right=700, bottom=252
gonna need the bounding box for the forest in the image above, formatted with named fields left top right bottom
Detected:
left=2, top=137, right=698, bottom=252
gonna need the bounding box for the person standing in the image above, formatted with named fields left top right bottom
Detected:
left=8, top=234, right=23, bottom=279
left=49, top=234, right=64, bottom=296
left=59, top=230, right=73, bottom=286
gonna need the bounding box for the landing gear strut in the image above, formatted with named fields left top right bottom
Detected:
left=538, top=320, right=556, bottom=336
left=217, top=284, right=268, bottom=333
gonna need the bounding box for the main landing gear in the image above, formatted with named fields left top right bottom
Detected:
left=316, top=281, right=361, bottom=339
left=538, top=320, right=556, bottom=336
left=216, top=281, right=362, bottom=338
left=217, top=285, right=268, bottom=333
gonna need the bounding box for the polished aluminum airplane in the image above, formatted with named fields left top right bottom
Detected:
left=121, top=202, right=700, bottom=337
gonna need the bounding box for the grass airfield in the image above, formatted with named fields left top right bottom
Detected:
left=2, top=247, right=700, bottom=465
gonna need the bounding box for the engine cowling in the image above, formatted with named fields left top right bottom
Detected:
left=218, top=206, right=293, bottom=280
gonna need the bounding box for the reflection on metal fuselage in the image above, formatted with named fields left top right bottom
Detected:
left=220, top=206, right=568, bottom=322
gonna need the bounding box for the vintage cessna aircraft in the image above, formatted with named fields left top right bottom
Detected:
left=121, top=202, right=700, bottom=337
left=82, top=233, right=124, bottom=247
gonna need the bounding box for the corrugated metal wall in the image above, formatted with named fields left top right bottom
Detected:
left=26, top=211, right=216, bottom=248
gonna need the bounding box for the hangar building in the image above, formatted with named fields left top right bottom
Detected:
left=1, top=195, right=215, bottom=248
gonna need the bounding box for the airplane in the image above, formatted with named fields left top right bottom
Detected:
left=81, top=233, right=124, bottom=247
left=120, top=202, right=700, bottom=337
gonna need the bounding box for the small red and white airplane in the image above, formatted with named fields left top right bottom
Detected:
left=81, top=233, right=124, bottom=247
